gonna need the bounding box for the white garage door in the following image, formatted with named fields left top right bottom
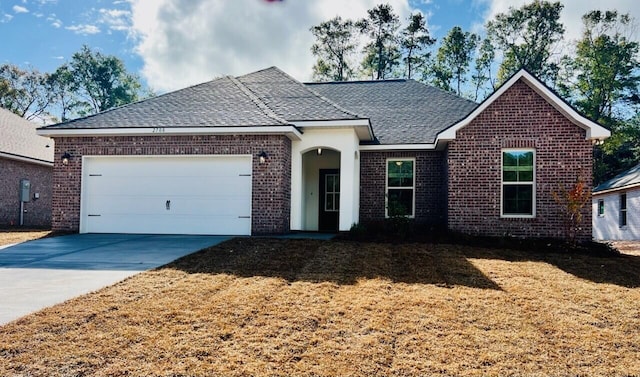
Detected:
left=81, top=155, right=252, bottom=235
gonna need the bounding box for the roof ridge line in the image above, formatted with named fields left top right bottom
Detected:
left=267, top=67, right=363, bottom=119
left=304, top=83, right=363, bottom=119
left=226, top=75, right=289, bottom=125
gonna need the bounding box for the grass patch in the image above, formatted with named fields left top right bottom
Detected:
left=0, top=228, right=51, bottom=246
left=1, top=238, right=639, bottom=376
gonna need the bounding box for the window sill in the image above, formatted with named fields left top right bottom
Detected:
left=500, top=215, right=536, bottom=219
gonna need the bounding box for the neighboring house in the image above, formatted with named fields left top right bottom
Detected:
left=592, top=164, right=640, bottom=240
left=37, top=67, right=609, bottom=240
left=0, top=108, right=54, bottom=227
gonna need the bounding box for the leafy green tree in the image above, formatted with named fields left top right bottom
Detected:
left=0, top=64, right=52, bottom=120
left=429, top=26, right=478, bottom=96
left=400, top=12, right=435, bottom=80
left=310, top=16, right=358, bottom=81
left=486, top=0, right=565, bottom=83
left=46, top=64, right=90, bottom=122
left=560, top=11, right=640, bottom=184
left=68, top=45, right=142, bottom=114
left=572, top=11, right=639, bottom=124
left=357, top=3, right=401, bottom=80
left=594, top=116, right=640, bottom=184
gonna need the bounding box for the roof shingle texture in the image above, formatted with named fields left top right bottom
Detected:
left=0, top=108, right=53, bottom=163
left=594, top=163, right=640, bottom=193
left=237, top=67, right=360, bottom=121
left=41, top=66, right=479, bottom=145
left=307, top=79, right=478, bottom=144
left=44, top=76, right=287, bottom=129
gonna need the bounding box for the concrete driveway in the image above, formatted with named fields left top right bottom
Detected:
left=0, top=233, right=230, bottom=325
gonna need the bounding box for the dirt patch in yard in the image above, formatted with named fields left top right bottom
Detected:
left=611, top=241, right=640, bottom=256
left=1, top=238, right=639, bottom=376
left=0, top=228, right=51, bottom=246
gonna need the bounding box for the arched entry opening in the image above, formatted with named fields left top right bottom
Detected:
left=301, top=147, right=340, bottom=232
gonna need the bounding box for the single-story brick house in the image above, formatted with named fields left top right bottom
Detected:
left=592, top=164, right=640, bottom=240
left=37, top=67, right=609, bottom=239
left=1, top=107, right=53, bottom=227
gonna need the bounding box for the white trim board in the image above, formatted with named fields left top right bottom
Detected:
left=37, top=126, right=303, bottom=141
left=0, top=152, right=53, bottom=167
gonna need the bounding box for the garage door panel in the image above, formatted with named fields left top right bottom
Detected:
left=85, top=214, right=250, bottom=236
left=85, top=174, right=251, bottom=197
left=82, top=156, right=252, bottom=235
left=86, top=196, right=251, bottom=216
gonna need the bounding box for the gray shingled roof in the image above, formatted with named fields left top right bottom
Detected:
left=0, top=107, right=53, bottom=163
left=238, top=67, right=361, bottom=121
left=41, top=66, right=479, bottom=145
left=594, top=164, right=640, bottom=193
left=42, top=75, right=288, bottom=130
left=307, top=79, right=478, bottom=144
left=42, top=67, right=362, bottom=131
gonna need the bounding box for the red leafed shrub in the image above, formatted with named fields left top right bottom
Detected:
left=552, top=176, right=591, bottom=245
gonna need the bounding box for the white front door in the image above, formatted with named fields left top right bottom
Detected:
left=81, top=155, right=252, bottom=235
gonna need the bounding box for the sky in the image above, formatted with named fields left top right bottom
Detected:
left=1, top=0, right=639, bottom=93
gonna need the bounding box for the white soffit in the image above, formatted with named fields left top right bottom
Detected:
left=292, top=119, right=374, bottom=142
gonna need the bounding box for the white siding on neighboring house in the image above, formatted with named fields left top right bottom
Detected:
left=593, top=188, right=640, bottom=240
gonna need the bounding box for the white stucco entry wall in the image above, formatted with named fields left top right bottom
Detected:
left=291, top=128, right=361, bottom=231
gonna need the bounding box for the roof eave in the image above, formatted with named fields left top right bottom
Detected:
left=359, top=142, right=438, bottom=151
left=593, top=182, right=640, bottom=196
left=291, top=119, right=375, bottom=142
left=0, top=151, right=53, bottom=166
left=36, top=125, right=303, bottom=141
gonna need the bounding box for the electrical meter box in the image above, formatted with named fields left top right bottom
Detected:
left=19, top=179, right=31, bottom=202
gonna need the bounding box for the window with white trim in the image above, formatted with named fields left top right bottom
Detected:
left=620, top=193, right=627, bottom=227
left=386, top=159, right=415, bottom=217
left=502, top=149, right=535, bottom=217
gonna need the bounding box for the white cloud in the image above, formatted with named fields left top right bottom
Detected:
left=65, top=23, right=101, bottom=35
left=12, top=5, right=29, bottom=13
left=1, top=13, right=13, bottom=23
left=47, top=14, right=62, bottom=28
left=99, top=8, right=132, bottom=31
left=129, top=0, right=412, bottom=92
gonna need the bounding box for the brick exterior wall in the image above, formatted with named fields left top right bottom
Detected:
left=51, top=135, right=291, bottom=235
left=359, top=151, right=447, bottom=226
left=447, top=79, right=594, bottom=240
left=0, top=157, right=52, bottom=227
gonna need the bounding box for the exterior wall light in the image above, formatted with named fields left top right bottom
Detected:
left=258, top=151, right=268, bottom=164
left=61, top=152, right=72, bottom=166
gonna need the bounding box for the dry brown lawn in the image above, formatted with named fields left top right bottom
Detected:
left=1, top=238, right=639, bottom=377
left=0, top=229, right=51, bottom=246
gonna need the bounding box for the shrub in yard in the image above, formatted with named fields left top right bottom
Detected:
left=552, top=175, right=591, bottom=246
left=384, top=195, right=413, bottom=240
left=348, top=222, right=368, bottom=240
